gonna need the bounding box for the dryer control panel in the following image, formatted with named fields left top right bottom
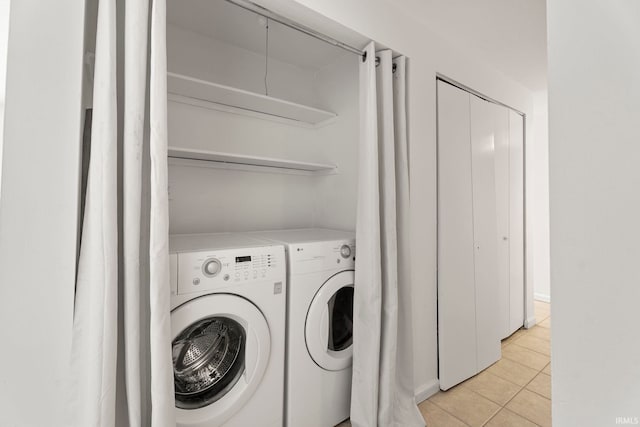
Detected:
left=174, top=245, right=285, bottom=295
left=287, top=239, right=356, bottom=275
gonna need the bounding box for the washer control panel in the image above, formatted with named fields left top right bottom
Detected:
left=175, top=245, right=285, bottom=295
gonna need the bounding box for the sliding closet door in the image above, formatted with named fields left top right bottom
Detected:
left=509, top=110, right=525, bottom=332
left=437, top=81, right=477, bottom=390
left=470, top=97, right=501, bottom=371
left=493, top=105, right=511, bottom=339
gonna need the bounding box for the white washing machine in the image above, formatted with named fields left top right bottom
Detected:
left=169, top=233, right=286, bottom=427
left=251, top=228, right=355, bottom=427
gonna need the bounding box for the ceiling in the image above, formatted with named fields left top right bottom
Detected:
left=167, top=0, right=350, bottom=70
left=387, top=0, right=548, bottom=91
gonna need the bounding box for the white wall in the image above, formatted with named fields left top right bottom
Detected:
left=532, top=90, right=551, bottom=302
left=259, top=0, right=541, bottom=399
left=167, top=25, right=319, bottom=234
left=311, top=54, right=359, bottom=231
left=167, top=24, right=317, bottom=107
left=0, top=0, right=10, bottom=199
left=548, top=1, right=640, bottom=425
left=167, top=25, right=359, bottom=234
left=0, top=1, right=85, bottom=426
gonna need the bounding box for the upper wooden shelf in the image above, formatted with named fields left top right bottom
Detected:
left=167, top=72, right=337, bottom=126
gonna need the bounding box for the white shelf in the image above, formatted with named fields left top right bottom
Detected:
left=167, top=72, right=337, bottom=126
left=168, top=147, right=337, bottom=175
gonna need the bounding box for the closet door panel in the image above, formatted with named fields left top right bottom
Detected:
left=493, top=105, right=511, bottom=339
left=437, top=81, right=477, bottom=390
left=509, top=110, right=525, bottom=332
left=470, top=96, right=501, bottom=371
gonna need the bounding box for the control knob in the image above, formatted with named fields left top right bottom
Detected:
left=340, top=245, right=352, bottom=259
left=202, top=258, right=222, bottom=277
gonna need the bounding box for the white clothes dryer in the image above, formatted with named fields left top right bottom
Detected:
left=250, top=229, right=355, bottom=427
left=169, top=233, right=286, bottom=427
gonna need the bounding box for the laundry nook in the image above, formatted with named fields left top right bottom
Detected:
left=6, top=0, right=640, bottom=426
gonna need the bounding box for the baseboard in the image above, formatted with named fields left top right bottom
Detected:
left=524, top=315, right=537, bottom=329
left=415, top=379, right=440, bottom=404
left=534, top=293, right=551, bottom=303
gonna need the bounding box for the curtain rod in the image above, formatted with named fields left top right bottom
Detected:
left=225, top=0, right=366, bottom=58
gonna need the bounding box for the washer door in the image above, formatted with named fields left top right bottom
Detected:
left=305, top=270, right=354, bottom=371
left=171, top=294, right=270, bottom=425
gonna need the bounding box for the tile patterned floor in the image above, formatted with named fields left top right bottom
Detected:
left=421, top=300, right=552, bottom=427
left=336, top=300, right=552, bottom=427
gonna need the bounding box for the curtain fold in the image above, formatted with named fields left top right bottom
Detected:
left=391, top=55, right=423, bottom=426
left=69, top=0, right=175, bottom=425
left=68, top=0, right=118, bottom=424
left=149, top=0, right=176, bottom=424
left=376, top=49, right=400, bottom=427
left=351, top=43, right=424, bottom=427
left=351, top=42, right=382, bottom=427
left=122, top=0, right=149, bottom=424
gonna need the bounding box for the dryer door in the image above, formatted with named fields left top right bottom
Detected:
left=171, top=294, right=270, bottom=426
left=305, top=270, right=354, bottom=371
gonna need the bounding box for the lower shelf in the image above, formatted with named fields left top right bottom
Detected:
left=167, top=147, right=337, bottom=175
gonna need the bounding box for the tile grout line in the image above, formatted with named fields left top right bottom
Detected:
left=473, top=335, right=550, bottom=398
left=500, top=349, right=550, bottom=370
left=432, top=383, right=509, bottom=425
left=495, top=339, right=551, bottom=426
left=491, top=326, right=551, bottom=385
left=425, top=398, right=474, bottom=426
left=480, top=377, right=532, bottom=426
left=431, top=375, right=547, bottom=425
left=509, top=342, right=551, bottom=358
left=496, top=306, right=550, bottom=425
left=508, top=331, right=551, bottom=358
left=482, top=361, right=544, bottom=425
left=461, top=371, right=523, bottom=406
left=482, top=305, right=550, bottom=425
left=430, top=305, right=551, bottom=427
left=479, top=403, right=503, bottom=427
left=523, top=367, right=552, bottom=401
left=535, top=313, right=551, bottom=324
left=504, top=382, right=550, bottom=426
left=429, top=385, right=517, bottom=426
left=483, top=341, right=550, bottom=425
left=486, top=361, right=541, bottom=386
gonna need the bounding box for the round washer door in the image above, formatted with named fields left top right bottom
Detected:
left=171, top=293, right=270, bottom=425
left=305, top=270, right=354, bottom=371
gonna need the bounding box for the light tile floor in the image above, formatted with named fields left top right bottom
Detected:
left=336, top=301, right=552, bottom=427
left=421, top=300, right=552, bottom=427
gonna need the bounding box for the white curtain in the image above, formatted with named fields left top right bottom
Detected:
left=351, top=43, right=424, bottom=427
left=68, top=0, right=175, bottom=426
